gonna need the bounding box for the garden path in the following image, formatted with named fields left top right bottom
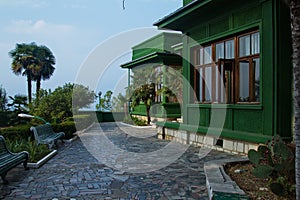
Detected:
left=1, top=122, right=241, bottom=199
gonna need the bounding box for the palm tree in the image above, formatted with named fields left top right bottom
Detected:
left=32, top=45, right=55, bottom=100
left=0, top=85, right=8, bottom=111
left=290, top=0, right=300, bottom=199
left=9, top=43, right=37, bottom=103
left=7, top=95, right=28, bottom=112
left=9, top=43, right=56, bottom=102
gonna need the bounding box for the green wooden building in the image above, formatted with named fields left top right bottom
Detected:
left=121, top=32, right=183, bottom=121
left=153, top=0, right=292, bottom=152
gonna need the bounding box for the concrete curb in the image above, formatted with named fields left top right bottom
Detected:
left=27, top=150, right=57, bottom=169
left=204, top=157, right=250, bottom=200
left=118, top=122, right=156, bottom=129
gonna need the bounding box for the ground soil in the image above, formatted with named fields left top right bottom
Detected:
left=225, top=162, right=295, bottom=200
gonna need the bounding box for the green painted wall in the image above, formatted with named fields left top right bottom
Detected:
left=158, top=0, right=292, bottom=143
left=131, top=103, right=181, bottom=118
left=183, top=0, right=194, bottom=6
left=132, top=32, right=182, bottom=60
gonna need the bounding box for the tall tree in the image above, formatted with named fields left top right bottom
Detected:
left=96, top=90, right=113, bottom=111
left=128, top=67, right=157, bottom=124
left=9, top=43, right=37, bottom=103
left=291, top=0, right=300, bottom=199
left=32, top=45, right=55, bottom=100
left=0, top=85, right=8, bottom=111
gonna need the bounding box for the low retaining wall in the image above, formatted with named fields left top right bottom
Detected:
left=157, top=126, right=259, bottom=155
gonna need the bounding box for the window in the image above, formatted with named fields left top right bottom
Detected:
left=154, top=66, right=162, bottom=103
left=193, top=30, right=260, bottom=104
left=237, top=32, right=260, bottom=102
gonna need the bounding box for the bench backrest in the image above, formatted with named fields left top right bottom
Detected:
left=34, top=124, right=53, bottom=134
left=30, top=124, right=55, bottom=140
left=0, top=136, right=9, bottom=156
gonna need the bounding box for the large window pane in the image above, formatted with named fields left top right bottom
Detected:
left=251, top=32, right=260, bottom=54
left=253, top=58, right=260, bottom=102
left=216, top=43, right=224, bottom=60
left=239, top=62, right=250, bottom=102
left=205, top=67, right=212, bottom=101
left=239, top=35, right=250, bottom=57
left=219, top=64, right=226, bottom=103
left=204, top=46, right=212, bottom=64
left=199, top=69, right=203, bottom=102
left=225, top=40, right=235, bottom=59
left=199, top=48, right=203, bottom=65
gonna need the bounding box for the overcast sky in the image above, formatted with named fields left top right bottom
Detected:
left=0, top=0, right=181, bottom=99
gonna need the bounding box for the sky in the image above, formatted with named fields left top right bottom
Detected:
left=0, top=0, right=182, bottom=101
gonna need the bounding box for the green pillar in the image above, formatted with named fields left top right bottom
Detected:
left=127, top=68, right=131, bottom=115
left=162, top=65, right=167, bottom=104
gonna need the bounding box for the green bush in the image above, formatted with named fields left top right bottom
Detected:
left=73, top=114, right=95, bottom=130
left=52, top=121, right=77, bottom=140
left=6, top=137, right=51, bottom=163
left=0, top=124, right=32, bottom=140
left=0, top=111, right=29, bottom=127
left=123, top=115, right=147, bottom=126
left=248, top=136, right=295, bottom=196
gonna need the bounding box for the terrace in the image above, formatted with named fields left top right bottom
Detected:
left=0, top=122, right=242, bottom=199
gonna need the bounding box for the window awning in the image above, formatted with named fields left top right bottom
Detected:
left=120, top=52, right=182, bottom=69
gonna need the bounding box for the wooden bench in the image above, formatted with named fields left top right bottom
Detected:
left=30, top=124, right=65, bottom=149
left=0, top=136, right=29, bottom=184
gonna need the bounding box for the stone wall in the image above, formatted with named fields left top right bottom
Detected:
left=157, top=126, right=259, bottom=155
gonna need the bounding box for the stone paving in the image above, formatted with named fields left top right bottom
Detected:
left=0, top=122, right=241, bottom=200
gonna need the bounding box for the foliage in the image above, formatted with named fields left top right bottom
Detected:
left=31, top=45, right=56, bottom=100
left=0, top=124, right=33, bottom=140
left=72, top=84, right=96, bottom=111
left=112, top=93, right=127, bottom=112
left=127, top=67, right=158, bottom=124
left=123, top=115, right=147, bottom=126
left=9, top=42, right=56, bottom=103
left=96, top=90, right=113, bottom=111
left=248, top=136, right=295, bottom=196
left=157, top=66, right=183, bottom=103
left=0, top=85, right=8, bottom=111
left=6, top=137, right=50, bottom=163
left=31, top=83, right=95, bottom=123
left=0, top=111, right=30, bottom=127
left=52, top=121, right=77, bottom=140
left=7, top=95, right=28, bottom=112
left=73, top=113, right=95, bottom=130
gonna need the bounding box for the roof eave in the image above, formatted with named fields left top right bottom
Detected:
left=153, top=0, right=212, bottom=30
left=120, top=52, right=182, bottom=69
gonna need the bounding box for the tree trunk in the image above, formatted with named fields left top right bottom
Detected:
left=36, top=78, right=41, bottom=100
left=291, top=0, right=300, bottom=199
left=146, top=106, right=151, bottom=125
left=27, top=75, right=32, bottom=104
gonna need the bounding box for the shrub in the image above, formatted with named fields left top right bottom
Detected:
left=52, top=121, right=77, bottom=140
left=73, top=114, right=95, bottom=130
left=123, top=115, right=147, bottom=126
left=6, top=137, right=51, bottom=163
left=0, top=111, right=29, bottom=127
left=248, top=136, right=295, bottom=196
left=0, top=124, right=32, bottom=140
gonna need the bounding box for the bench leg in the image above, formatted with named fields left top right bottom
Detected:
left=23, top=162, right=29, bottom=170
left=1, top=173, right=8, bottom=184
left=48, top=142, right=54, bottom=149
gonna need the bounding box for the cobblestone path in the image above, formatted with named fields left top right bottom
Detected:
left=0, top=122, right=240, bottom=200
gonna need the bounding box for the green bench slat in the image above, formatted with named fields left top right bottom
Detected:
left=0, top=136, right=29, bottom=183
left=30, top=124, right=65, bottom=149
